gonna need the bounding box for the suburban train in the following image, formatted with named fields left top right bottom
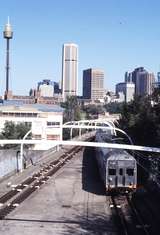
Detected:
left=95, top=129, right=137, bottom=193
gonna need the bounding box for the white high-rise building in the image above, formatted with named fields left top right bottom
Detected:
left=62, top=43, right=78, bottom=101
left=125, top=83, right=135, bottom=102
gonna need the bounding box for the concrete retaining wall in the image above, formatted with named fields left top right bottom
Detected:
left=0, top=150, right=18, bottom=179
left=0, top=147, right=57, bottom=180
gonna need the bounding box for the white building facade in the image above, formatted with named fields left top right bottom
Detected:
left=116, top=82, right=135, bottom=102
left=62, top=43, right=78, bottom=101
left=125, top=83, right=135, bottom=102
left=0, top=103, right=63, bottom=150
left=39, top=84, right=54, bottom=97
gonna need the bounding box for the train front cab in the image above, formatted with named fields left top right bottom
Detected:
left=106, top=158, right=137, bottom=193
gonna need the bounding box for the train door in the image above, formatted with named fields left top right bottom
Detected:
left=118, top=166, right=124, bottom=187
left=125, top=167, right=135, bottom=187
left=117, top=159, right=125, bottom=187
left=123, top=159, right=136, bottom=188
left=107, top=160, right=118, bottom=189
left=108, top=168, right=117, bottom=188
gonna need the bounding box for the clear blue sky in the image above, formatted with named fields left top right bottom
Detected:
left=0, top=0, right=160, bottom=96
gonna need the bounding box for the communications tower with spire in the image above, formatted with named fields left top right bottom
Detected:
left=3, top=17, right=13, bottom=100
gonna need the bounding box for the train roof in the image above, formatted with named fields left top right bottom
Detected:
left=95, top=129, right=135, bottom=161
left=95, top=130, right=124, bottom=144
left=107, top=150, right=135, bottom=161
left=95, top=129, right=112, bottom=139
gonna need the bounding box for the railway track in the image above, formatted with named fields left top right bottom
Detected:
left=110, top=194, right=132, bottom=235
left=142, top=197, right=160, bottom=234
left=126, top=194, right=150, bottom=235
left=132, top=189, right=160, bottom=235
left=109, top=193, right=151, bottom=235
left=0, top=145, right=84, bottom=220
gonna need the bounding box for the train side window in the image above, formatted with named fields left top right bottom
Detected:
left=119, top=168, right=123, bottom=175
left=126, top=168, right=134, bottom=176
left=108, top=169, right=116, bottom=175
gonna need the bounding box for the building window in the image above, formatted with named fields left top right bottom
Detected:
left=1, top=112, right=38, bottom=117
left=47, top=121, right=60, bottom=126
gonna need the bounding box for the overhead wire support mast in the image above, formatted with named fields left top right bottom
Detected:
left=3, top=17, right=13, bottom=100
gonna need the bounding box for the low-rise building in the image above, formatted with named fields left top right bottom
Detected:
left=3, top=90, right=62, bottom=105
left=0, top=102, right=63, bottom=150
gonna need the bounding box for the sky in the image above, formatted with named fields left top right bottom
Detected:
left=0, top=0, right=160, bottom=96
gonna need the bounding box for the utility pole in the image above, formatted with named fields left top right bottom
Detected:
left=3, top=17, right=13, bottom=100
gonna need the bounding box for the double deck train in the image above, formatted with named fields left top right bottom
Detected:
left=95, top=130, right=137, bottom=193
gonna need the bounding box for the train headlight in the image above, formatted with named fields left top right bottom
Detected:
left=109, top=177, right=112, bottom=182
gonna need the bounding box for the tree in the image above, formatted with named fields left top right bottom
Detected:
left=61, top=96, right=81, bottom=123
left=119, top=95, right=160, bottom=147
left=82, top=104, right=105, bottom=119
left=104, top=102, right=123, bottom=114
left=61, top=96, right=81, bottom=139
left=0, top=121, right=16, bottom=139
left=0, top=121, right=31, bottom=149
left=152, top=87, right=160, bottom=103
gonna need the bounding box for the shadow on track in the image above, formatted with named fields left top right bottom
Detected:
left=82, top=147, right=106, bottom=195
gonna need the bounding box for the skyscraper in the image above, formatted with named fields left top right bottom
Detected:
left=62, top=43, right=78, bottom=101
left=157, top=72, right=160, bottom=88
left=136, top=72, right=155, bottom=96
left=157, top=72, right=160, bottom=84
left=125, top=71, right=132, bottom=83
left=129, top=67, right=155, bottom=96
left=83, top=68, right=104, bottom=100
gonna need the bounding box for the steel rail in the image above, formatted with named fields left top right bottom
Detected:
left=126, top=194, right=150, bottom=235
left=110, top=195, right=131, bottom=235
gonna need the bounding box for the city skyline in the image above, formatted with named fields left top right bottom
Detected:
left=0, top=0, right=160, bottom=96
